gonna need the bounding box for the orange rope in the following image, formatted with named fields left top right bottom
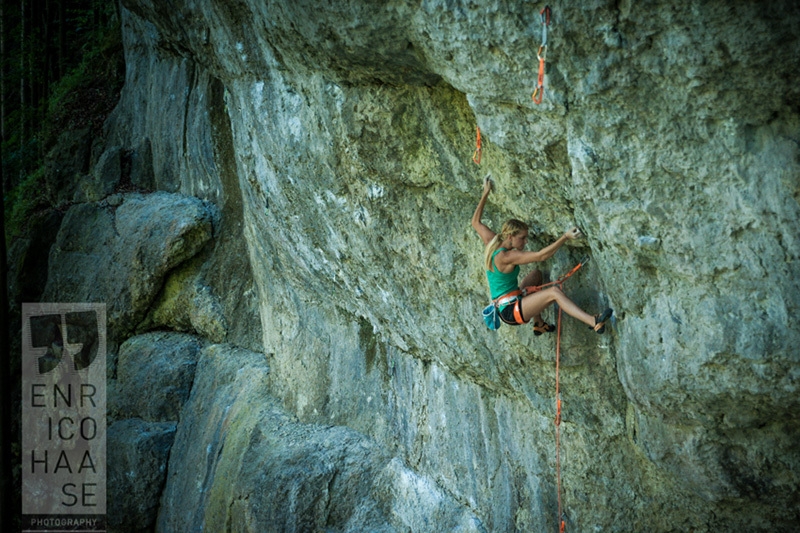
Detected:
left=521, top=255, right=588, bottom=533
left=472, top=126, right=482, bottom=165
left=555, top=304, right=565, bottom=533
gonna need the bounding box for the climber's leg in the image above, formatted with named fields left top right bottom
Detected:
left=519, top=269, right=547, bottom=326
left=520, top=286, right=595, bottom=328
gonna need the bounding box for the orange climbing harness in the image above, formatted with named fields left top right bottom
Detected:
left=532, top=6, right=552, bottom=105
left=493, top=258, right=588, bottom=320
left=472, top=126, right=482, bottom=165
left=520, top=255, right=588, bottom=533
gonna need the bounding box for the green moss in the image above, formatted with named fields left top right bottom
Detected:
left=42, top=9, right=124, bottom=151
left=4, top=167, right=49, bottom=243
left=139, top=256, right=205, bottom=333
left=3, top=4, right=123, bottom=243
left=359, top=316, right=378, bottom=372
left=202, top=395, right=264, bottom=530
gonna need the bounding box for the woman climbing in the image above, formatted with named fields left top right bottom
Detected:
left=472, top=177, right=613, bottom=334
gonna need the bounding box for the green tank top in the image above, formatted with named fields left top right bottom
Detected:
left=486, top=248, right=520, bottom=300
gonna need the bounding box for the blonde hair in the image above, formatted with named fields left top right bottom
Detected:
left=484, top=219, right=528, bottom=271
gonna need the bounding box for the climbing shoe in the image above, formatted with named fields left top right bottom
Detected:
left=533, top=321, right=556, bottom=336
left=592, top=308, right=613, bottom=334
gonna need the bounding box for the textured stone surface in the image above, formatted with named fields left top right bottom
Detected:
left=157, top=343, right=482, bottom=532
left=97, top=1, right=800, bottom=531
left=79, top=144, right=122, bottom=202
left=42, top=191, right=215, bottom=343
left=137, top=258, right=228, bottom=343
left=110, top=332, right=203, bottom=422
left=107, top=418, right=176, bottom=532
left=43, top=128, right=93, bottom=206
left=104, top=12, right=263, bottom=350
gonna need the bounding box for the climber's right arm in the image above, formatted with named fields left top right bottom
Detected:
left=471, top=179, right=495, bottom=246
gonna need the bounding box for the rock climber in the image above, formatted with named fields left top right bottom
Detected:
left=471, top=176, right=613, bottom=334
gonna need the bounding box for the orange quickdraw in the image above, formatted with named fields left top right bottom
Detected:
left=472, top=126, right=482, bottom=165
left=532, top=6, right=551, bottom=105
left=532, top=50, right=546, bottom=104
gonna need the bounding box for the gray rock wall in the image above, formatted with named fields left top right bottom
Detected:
left=91, top=0, right=800, bottom=531
left=42, top=192, right=215, bottom=346
left=156, top=343, right=484, bottom=532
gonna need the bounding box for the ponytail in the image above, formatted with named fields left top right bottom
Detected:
left=484, top=234, right=502, bottom=271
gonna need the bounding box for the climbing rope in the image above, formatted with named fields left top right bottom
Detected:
left=521, top=255, right=589, bottom=533
left=555, top=305, right=565, bottom=533
left=519, top=256, right=588, bottom=295
left=532, top=6, right=552, bottom=105
left=472, top=126, right=482, bottom=165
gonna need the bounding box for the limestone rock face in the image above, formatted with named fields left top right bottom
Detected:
left=107, top=418, right=177, bottom=533
left=42, top=192, right=215, bottom=343
left=110, top=332, right=204, bottom=423
left=99, top=0, right=799, bottom=531
left=105, top=332, right=203, bottom=531
left=157, top=343, right=483, bottom=532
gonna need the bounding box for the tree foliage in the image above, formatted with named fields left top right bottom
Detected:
left=1, top=4, right=124, bottom=528
left=1, top=0, right=123, bottom=216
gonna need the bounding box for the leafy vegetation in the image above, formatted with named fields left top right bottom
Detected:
left=2, top=0, right=124, bottom=242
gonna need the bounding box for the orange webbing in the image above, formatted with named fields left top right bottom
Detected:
left=532, top=6, right=551, bottom=105
left=472, top=126, right=482, bottom=165
left=532, top=52, right=546, bottom=104
left=519, top=257, right=587, bottom=296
